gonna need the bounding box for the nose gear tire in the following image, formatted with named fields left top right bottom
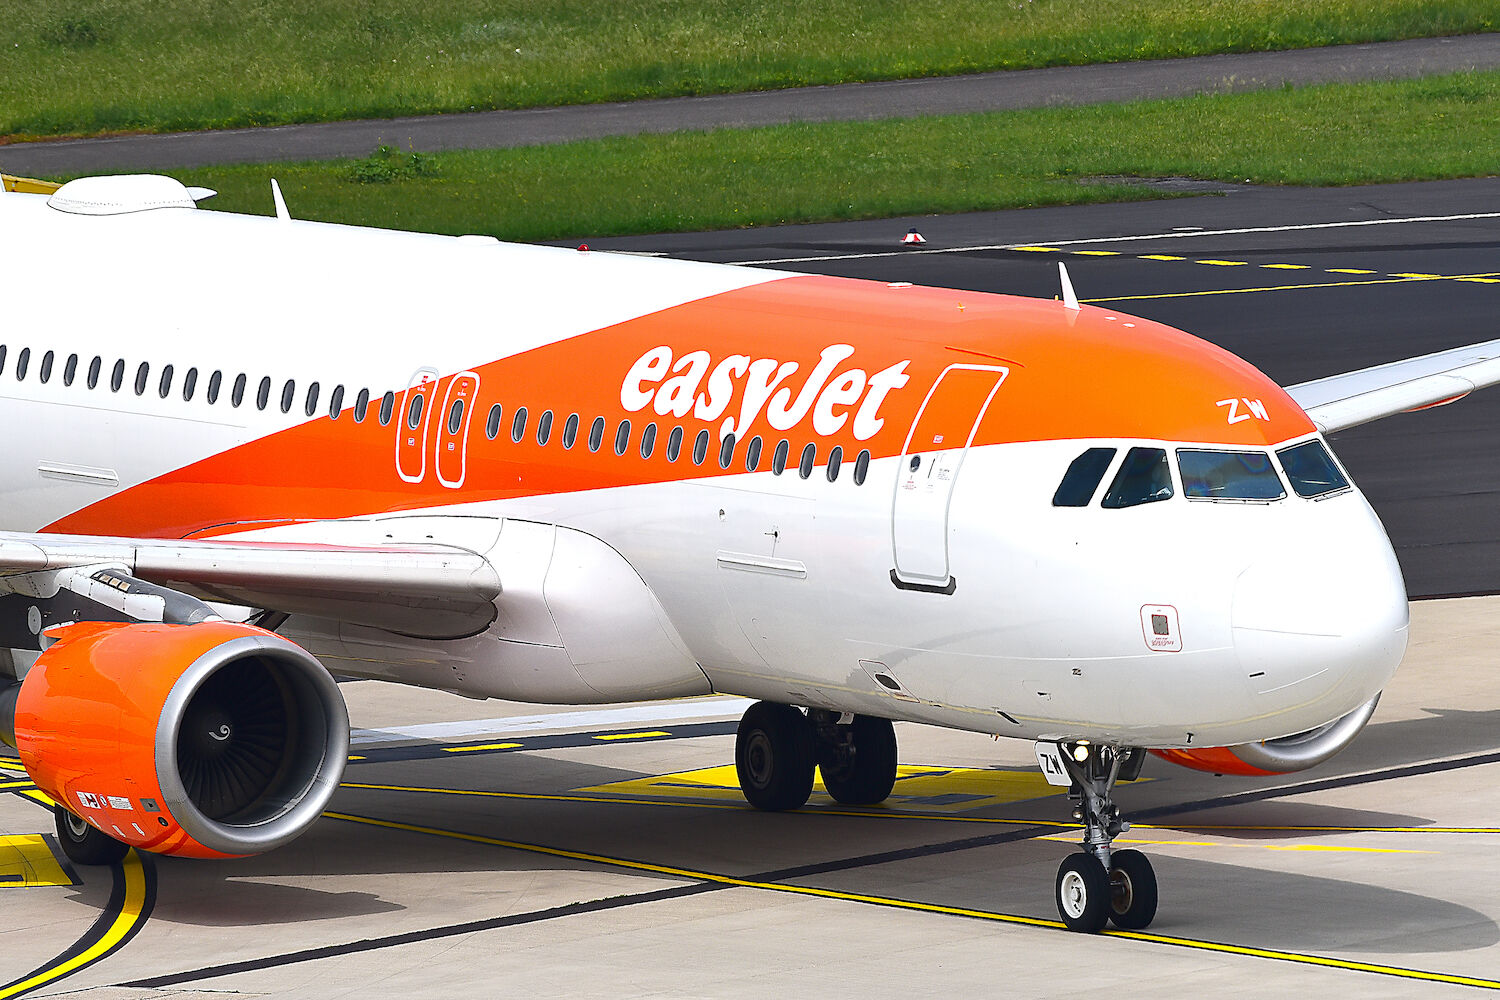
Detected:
left=1055, top=852, right=1110, bottom=933
left=1106, top=848, right=1158, bottom=929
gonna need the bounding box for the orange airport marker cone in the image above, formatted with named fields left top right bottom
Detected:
left=901, top=229, right=926, bottom=245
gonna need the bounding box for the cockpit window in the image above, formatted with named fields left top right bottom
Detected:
left=1101, top=447, right=1173, bottom=509
left=1177, top=449, right=1286, bottom=502
left=1278, top=439, right=1350, bottom=499
left=1053, top=447, right=1116, bottom=507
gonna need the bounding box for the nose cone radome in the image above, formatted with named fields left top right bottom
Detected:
left=1232, top=499, right=1408, bottom=723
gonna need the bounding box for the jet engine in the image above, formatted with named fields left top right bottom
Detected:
left=1, top=620, right=347, bottom=858
left=1151, top=696, right=1380, bottom=777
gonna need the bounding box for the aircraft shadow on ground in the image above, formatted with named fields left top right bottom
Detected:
left=1144, top=853, right=1500, bottom=955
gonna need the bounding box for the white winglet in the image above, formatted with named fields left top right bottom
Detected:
left=270, top=178, right=291, bottom=222
left=1058, top=262, right=1080, bottom=311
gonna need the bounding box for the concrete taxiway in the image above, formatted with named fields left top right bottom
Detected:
left=2, top=596, right=1498, bottom=998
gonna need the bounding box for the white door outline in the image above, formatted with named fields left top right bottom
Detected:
left=891, top=363, right=1008, bottom=588
left=435, top=371, right=480, bottom=489
left=395, top=367, right=439, bottom=484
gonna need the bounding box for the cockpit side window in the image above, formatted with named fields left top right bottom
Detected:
left=1278, top=439, right=1350, bottom=499
left=1177, top=449, right=1285, bottom=501
left=1101, top=447, right=1173, bottom=509
left=1053, top=447, right=1116, bottom=507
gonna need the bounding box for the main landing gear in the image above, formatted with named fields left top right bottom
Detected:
left=54, top=804, right=129, bottom=866
left=734, top=702, right=898, bottom=811
left=1048, top=742, right=1156, bottom=933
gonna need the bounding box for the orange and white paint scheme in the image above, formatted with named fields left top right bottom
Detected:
left=2, top=174, right=1499, bottom=932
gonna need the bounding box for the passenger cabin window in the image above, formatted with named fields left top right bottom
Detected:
left=158, top=364, right=174, bottom=398
left=231, top=374, right=246, bottom=406
left=1101, top=447, right=1173, bottom=509
left=512, top=406, right=528, bottom=442
left=207, top=371, right=222, bottom=403
left=0, top=345, right=7, bottom=375
left=588, top=417, right=605, bottom=452
left=854, top=449, right=871, bottom=485
left=134, top=362, right=149, bottom=396
left=111, top=360, right=125, bottom=392
left=39, top=351, right=53, bottom=383
left=408, top=392, right=425, bottom=429
left=328, top=385, right=344, bottom=418
left=305, top=382, right=320, bottom=417
left=16, top=348, right=30, bottom=381
left=692, top=429, right=710, bottom=465
left=183, top=367, right=198, bottom=401
left=448, top=399, right=464, bottom=435
left=563, top=414, right=580, bottom=449
left=63, top=354, right=78, bottom=386
left=718, top=433, right=735, bottom=469
left=772, top=439, right=789, bottom=475
left=256, top=376, right=271, bottom=410
left=798, top=443, right=816, bottom=479
left=276, top=377, right=293, bottom=414
left=1053, top=447, right=1117, bottom=507
left=1278, top=440, right=1350, bottom=499
left=639, top=421, right=655, bottom=458
left=354, top=388, right=370, bottom=422
left=826, top=446, right=843, bottom=482
left=614, top=419, right=631, bottom=456
left=745, top=435, right=763, bottom=472
left=666, top=425, right=682, bottom=461
left=1177, top=449, right=1285, bottom=501
left=485, top=404, right=502, bottom=440
left=537, top=410, right=553, bottom=446
left=87, top=357, right=102, bottom=389
left=378, top=391, right=395, bottom=425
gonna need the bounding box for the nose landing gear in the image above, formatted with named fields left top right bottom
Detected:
left=1047, top=742, right=1155, bottom=933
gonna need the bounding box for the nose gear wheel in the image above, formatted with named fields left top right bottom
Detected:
left=1050, top=742, right=1157, bottom=932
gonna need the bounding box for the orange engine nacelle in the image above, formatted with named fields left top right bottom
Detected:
left=1151, top=696, right=1381, bottom=777
left=10, top=620, right=347, bottom=859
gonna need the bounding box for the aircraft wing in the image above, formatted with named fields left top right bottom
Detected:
left=1286, top=337, right=1500, bottom=433
left=0, top=531, right=500, bottom=638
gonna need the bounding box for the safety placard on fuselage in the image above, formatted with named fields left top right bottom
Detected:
left=1139, top=604, right=1183, bottom=652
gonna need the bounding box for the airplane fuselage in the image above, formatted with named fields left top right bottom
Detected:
left=0, top=189, right=1409, bottom=751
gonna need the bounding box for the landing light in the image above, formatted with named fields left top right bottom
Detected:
left=1071, top=743, right=1091, bottom=763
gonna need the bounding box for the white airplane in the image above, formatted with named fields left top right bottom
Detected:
left=0, top=173, right=1497, bottom=934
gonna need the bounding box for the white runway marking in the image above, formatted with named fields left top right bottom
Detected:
left=350, top=696, right=754, bottom=746
left=730, top=210, right=1500, bottom=265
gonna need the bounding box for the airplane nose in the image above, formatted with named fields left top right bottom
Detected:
left=1231, top=501, right=1408, bottom=709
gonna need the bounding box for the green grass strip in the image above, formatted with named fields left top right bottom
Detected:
left=155, top=70, right=1500, bottom=243
left=2, top=1, right=1496, bottom=138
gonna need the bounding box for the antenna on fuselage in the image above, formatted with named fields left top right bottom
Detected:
left=1058, top=262, right=1080, bottom=311
left=270, top=178, right=291, bottom=222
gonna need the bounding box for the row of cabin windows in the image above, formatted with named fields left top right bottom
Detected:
left=0, top=344, right=406, bottom=423
left=0, top=343, right=874, bottom=485
left=480, top=403, right=873, bottom=485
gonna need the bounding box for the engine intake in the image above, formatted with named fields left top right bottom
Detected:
left=7, top=621, right=347, bottom=858
left=1152, top=695, right=1380, bottom=777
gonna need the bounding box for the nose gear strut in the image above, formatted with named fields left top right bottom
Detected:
left=1049, top=742, right=1156, bottom=933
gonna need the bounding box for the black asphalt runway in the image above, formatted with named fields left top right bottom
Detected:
left=587, top=177, right=1500, bottom=598
left=2, top=33, right=1498, bottom=176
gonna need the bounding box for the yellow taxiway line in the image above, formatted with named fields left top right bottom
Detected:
left=328, top=808, right=1500, bottom=991
left=0, top=852, right=148, bottom=999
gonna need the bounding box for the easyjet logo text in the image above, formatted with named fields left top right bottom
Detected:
left=620, top=345, right=911, bottom=441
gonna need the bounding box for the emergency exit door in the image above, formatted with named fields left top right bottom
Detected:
left=891, top=364, right=1007, bottom=589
